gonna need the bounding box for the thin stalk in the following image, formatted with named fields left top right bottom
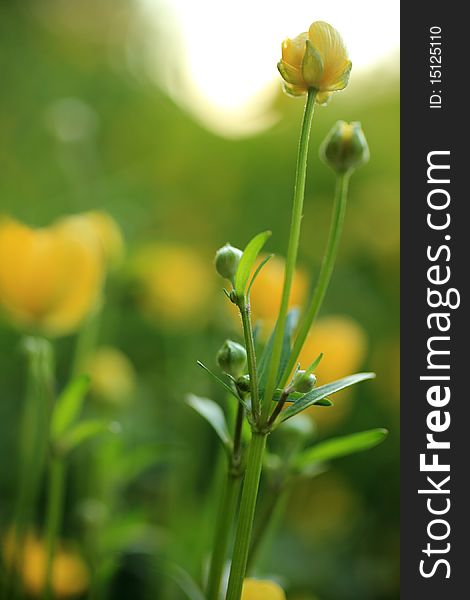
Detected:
left=43, top=456, right=66, bottom=600
left=247, top=480, right=291, bottom=573
left=206, top=473, right=240, bottom=600
left=238, top=298, right=261, bottom=420
left=261, top=89, right=316, bottom=419
left=281, top=171, right=351, bottom=386
left=206, top=402, right=245, bottom=600
left=225, top=432, right=267, bottom=600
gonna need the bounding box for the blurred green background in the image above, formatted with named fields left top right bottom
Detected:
left=0, top=1, right=399, bottom=599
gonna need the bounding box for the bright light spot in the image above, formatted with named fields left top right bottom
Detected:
left=139, top=0, right=399, bottom=136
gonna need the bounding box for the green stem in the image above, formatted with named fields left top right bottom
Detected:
left=4, top=338, right=54, bottom=600
left=206, top=402, right=245, bottom=600
left=281, top=171, right=351, bottom=386
left=206, top=473, right=240, bottom=600
left=261, top=89, right=316, bottom=419
left=225, top=432, right=267, bottom=600
left=247, top=480, right=291, bottom=573
left=43, top=456, right=66, bottom=600
left=239, top=297, right=261, bottom=420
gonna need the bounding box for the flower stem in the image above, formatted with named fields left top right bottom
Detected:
left=238, top=297, right=260, bottom=420
left=281, top=171, right=351, bottom=386
left=261, top=89, right=316, bottom=419
left=247, top=479, right=291, bottom=573
left=43, top=455, right=66, bottom=600
left=225, top=432, right=267, bottom=600
left=206, top=402, right=245, bottom=600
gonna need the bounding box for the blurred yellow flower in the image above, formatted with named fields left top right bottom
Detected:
left=3, top=531, right=89, bottom=598
left=132, top=243, right=215, bottom=329
left=288, top=473, right=360, bottom=539
left=278, top=21, right=351, bottom=102
left=242, top=578, right=286, bottom=600
left=57, top=211, right=124, bottom=268
left=298, top=315, right=367, bottom=431
left=250, top=255, right=307, bottom=332
left=0, top=216, right=105, bottom=336
left=85, top=346, right=136, bottom=406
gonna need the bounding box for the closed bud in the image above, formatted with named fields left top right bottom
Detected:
left=216, top=340, right=247, bottom=378
left=320, top=121, right=369, bottom=174
left=291, top=369, right=317, bottom=393
left=236, top=374, right=251, bottom=395
left=214, top=243, right=242, bottom=282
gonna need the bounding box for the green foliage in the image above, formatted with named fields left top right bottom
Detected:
left=294, top=428, right=389, bottom=470
left=234, top=231, right=272, bottom=296
left=186, top=394, right=231, bottom=451
left=281, top=372, right=375, bottom=421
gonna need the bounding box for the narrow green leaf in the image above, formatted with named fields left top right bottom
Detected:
left=258, top=308, right=299, bottom=394
left=281, top=372, right=375, bottom=421
left=61, top=419, right=117, bottom=452
left=196, top=361, right=239, bottom=401
left=246, top=253, right=273, bottom=297
left=165, top=562, right=206, bottom=600
left=186, top=394, right=232, bottom=450
left=294, top=428, right=389, bottom=469
left=234, top=230, right=271, bottom=296
left=51, top=375, right=90, bottom=441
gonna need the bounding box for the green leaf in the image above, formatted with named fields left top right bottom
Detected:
left=61, top=419, right=117, bottom=452
left=246, top=253, right=273, bottom=297
left=196, top=361, right=238, bottom=400
left=165, top=562, right=206, bottom=600
left=186, top=394, right=232, bottom=450
left=294, top=428, right=389, bottom=469
left=51, top=375, right=90, bottom=441
left=258, top=308, right=299, bottom=394
left=234, top=231, right=271, bottom=296
left=281, top=372, right=375, bottom=421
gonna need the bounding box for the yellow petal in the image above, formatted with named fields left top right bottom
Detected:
left=281, top=33, right=308, bottom=69
left=308, top=21, right=350, bottom=91
left=242, top=578, right=286, bottom=600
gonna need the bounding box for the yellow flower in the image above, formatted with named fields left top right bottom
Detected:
left=132, top=243, right=215, bottom=329
left=3, top=531, right=89, bottom=598
left=278, top=21, right=351, bottom=102
left=250, top=255, right=308, bottom=332
left=242, top=578, right=286, bottom=600
left=56, top=211, right=124, bottom=268
left=0, top=216, right=104, bottom=336
left=298, top=315, right=367, bottom=431
left=85, top=346, right=136, bottom=407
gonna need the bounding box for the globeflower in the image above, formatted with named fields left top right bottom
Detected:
left=278, top=21, right=351, bottom=103
left=241, top=578, right=286, bottom=600
left=0, top=216, right=105, bottom=336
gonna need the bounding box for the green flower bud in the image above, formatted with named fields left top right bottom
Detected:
left=291, top=369, right=317, bottom=393
left=236, top=373, right=251, bottom=395
left=320, top=121, right=369, bottom=174
left=214, top=243, right=243, bottom=282
left=216, top=340, right=247, bottom=378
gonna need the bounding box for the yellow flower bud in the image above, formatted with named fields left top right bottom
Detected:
left=0, top=216, right=104, bottom=336
left=278, top=21, right=351, bottom=100
left=242, top=578, right=286, bottom=600
left=320, top=121, right=370, bottom=174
